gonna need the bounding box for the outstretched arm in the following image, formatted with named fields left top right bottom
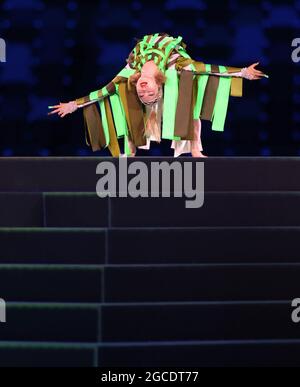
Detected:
left=184, top=59, right=267, bottom=98
left=175, top=55, right=267, bottom=81
left=212, top=63, right=267, bottom=80
left=48, top=79, right=119, bottom=118
left=190, top=62, right=266, bottom=80
left=48, top=66, right=134, bottom=118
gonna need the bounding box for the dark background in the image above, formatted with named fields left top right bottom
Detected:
left=0, top=0, right=299, bottom=157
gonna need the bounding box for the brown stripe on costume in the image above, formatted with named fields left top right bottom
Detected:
left=181, top=42, right=187, bottom=50
left=182, top=77, right=198, bottom=141
left=112, top=76, right=127, bottom=85
left=157, top=32, right=169, bottom=39
left=161, top=37, right=173, bottom=52
left=210, top=64, right=220, bottom=73
left=175, top=57, right=194, bottom=71
left=154, top=35, right=168, bottom=47
left=201, top=75, right=220, bottom=121
left=135, top=43, right=141, bottom=57
left=83, top=104, right=106, bottom=152
left=76, top=79, right=120, bottom=107
left=193, top=61, right=206, bottom=73
left=150, top=53, right=158, bottom=63
left=126, top=52, right=135, bottom=68
left=181, top=76, right=198, bottom=140
left=118, top=81, right=146, bottom=147
left=165, top=44, right=180, bottom=68
left=106, top=82, right=116, bottom=95
left=174, top=70, right=194, bottom=138
left=156, top=53, right=164, bottom=67
left=97, top=89, right=105, bottom=100
left=76, top=96, right=90, bottom=106
left=185, top=77, right=199, bottom=140
left=103, top=98, right=121, bottom=157
left=85, top=124, right=91, bottom=147
left=168, top=57, right=179, bottom=68
left=126, top=86, right=147, bottom=147
left=226, top=66, right=242, bottom=73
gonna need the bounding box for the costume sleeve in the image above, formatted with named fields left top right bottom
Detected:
left=175, top=57, right=244, bottom=98
left=200, top=63, right=244, bottom=98
left=75, top=66, right=136, bottom=107
left=75, top=79, right=118, bottom=107
left=212, top=70, right=243, bottom=77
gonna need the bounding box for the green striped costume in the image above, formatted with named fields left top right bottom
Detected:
left=76, top=33, right=244, bottom=157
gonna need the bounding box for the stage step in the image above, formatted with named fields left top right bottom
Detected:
left=108, top=227, right=300, bottom=264
left=1, top=263, right=300, bottom=303
left=0, top=342, right=96, bottom=367
left=2, top=192, right=300, bottom=228
left=0, top=194, right=43, bottom=227
left=0, top=227, right=299, bottom=265
left=0, top=157, right=300, bottom=192
left=101, top=301, right=297, bottom=342
left=109, top=192, right=300, bottom=228
left=0, top=229, right=105, bottom=264
left=104, top=263, right=300, bottom=303
left=1, top=340, right=300, bottom=367
left=0, top=301, right=297, bottom=343
left=44, top=194, right=109, bottom=228
left=0, top=303, right=99, bottom=343
left=98, top=340, right=300, bottom=367
left=0, top=265, right=103, bottom=303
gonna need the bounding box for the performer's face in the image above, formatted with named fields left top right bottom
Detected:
left=136, top=75, right=160, bottom=104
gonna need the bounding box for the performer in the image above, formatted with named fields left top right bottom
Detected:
left=49, top=32, right=266, bottom=157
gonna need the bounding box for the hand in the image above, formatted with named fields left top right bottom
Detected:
left=242, top=63, right=265, bottom=80
left=48, top=101, right=78, bottom=118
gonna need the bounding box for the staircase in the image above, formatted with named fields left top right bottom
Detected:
left=0, top=157, right=300, bottom=367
